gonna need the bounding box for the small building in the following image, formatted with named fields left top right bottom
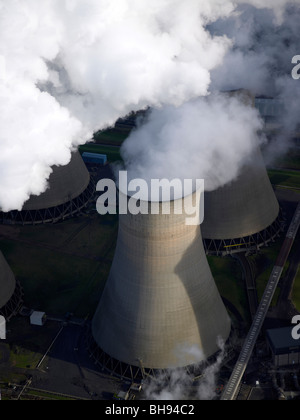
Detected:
left=82, top=152, right=107, bottom=166
left=30, top=311, right=47, bottom=326
left=266, top=327, right=300, bottom=367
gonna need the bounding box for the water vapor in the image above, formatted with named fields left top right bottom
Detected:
left=144, top=337, right=227, bottom=400
left=0, top=0, right=233, bottom=211
left=0, top=0, right=299, bottom=210
left=120, top=93, right=264, bottom=192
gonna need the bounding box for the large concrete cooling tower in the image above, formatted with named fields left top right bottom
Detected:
left=201, top=147, right=282, bottom=255
left=1, top=151, right=94, bottom=225
left=0, top=251, right=23, bottom=320
left=91, top=190, right=231, bottom=380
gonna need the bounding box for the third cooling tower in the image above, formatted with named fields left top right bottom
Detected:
left=201, top=147, right=282, bottom=255
left=0, top=151, right=94, bottom=225
left=92, top=189, right=231, bottom=379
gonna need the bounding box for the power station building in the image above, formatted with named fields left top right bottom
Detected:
left=267, top=327, right=300, bottom=368
left=0, top=251, right=23, bottom=321
left=0, top=151, right=94, bottom=225
left=91, top=191, right=231, bottom=380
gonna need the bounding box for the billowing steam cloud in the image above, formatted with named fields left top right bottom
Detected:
left=120, top=93, right=264, bottom=192
left=210, top=1, right=300, bottom=163
left=144, top=337, right=227, bottom=400
left=0, top=0, right=299, bottom=211
left=0, top=0, right=233, bottom=211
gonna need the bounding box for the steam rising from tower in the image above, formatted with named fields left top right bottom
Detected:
left=201, top=90, right=282, bottom=255
left=1, top=1, right=298, bottom=213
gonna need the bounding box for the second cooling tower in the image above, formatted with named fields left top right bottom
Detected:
left=201, top=147, right=282, bottom=255
left=92, top=189, right=231, bottom=377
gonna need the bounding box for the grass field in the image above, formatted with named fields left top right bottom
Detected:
left=0, top=214, right=118, bottom=318
left=268, top=169, right=300, bottom=190
left=292, top=266, right=300, bottom=312
left=207, top=255, right=250, bottom=325
left=93, top=128, right=129, bottom=146
left=0, top=318, right=60, bottom=385
left=248, top=234, right=293, bottom=308
left=271, top=149, right=300, bottom=171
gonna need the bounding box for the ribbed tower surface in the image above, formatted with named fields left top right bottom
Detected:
left=92, top=191, right=231, bottom=371
left=23, top=151, right=90, bottom=211
left=202, top=148, right=280, bottom=241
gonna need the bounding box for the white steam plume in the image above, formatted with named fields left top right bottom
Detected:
left=120, top=93, right=264, bottom=193
left=144, top=337, right=227, bottom=401
left=0, top=0, right=298, bottom=211
left=210, top=1, right=300, bottom=161
left=0, top=0, right=233, bottom=212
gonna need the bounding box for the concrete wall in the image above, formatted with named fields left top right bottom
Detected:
left=202, top=147, right=279, bottom=240
left=23, top=151, right=90, bottom=211
left=92, top=191, right=231, bottom=370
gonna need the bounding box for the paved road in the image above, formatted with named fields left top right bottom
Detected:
left=221, top=202, right=300, bottom=401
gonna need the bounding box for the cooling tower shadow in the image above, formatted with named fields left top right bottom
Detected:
left=173, top=228, right=231, bottom=363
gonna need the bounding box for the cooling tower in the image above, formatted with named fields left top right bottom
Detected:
left=92, top=190, right=231, bottom=379
left=1, top=151, right=94, bottom=225
left=0, top=251, right=23, bottom=320
left=202, top=147, right=282, bottom=255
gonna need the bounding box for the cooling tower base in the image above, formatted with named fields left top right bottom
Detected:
left=203, top=214, right=285, bottom=257
left=87, top=332, right=233, bottom=383
left=0, top=180, right=95, bottom=226
left=0, top=280, right=23, bottom=321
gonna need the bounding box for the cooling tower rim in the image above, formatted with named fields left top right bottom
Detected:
left=116, top=181, right=204, bottom=204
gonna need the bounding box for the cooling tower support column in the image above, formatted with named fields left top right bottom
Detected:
left=91, top=190, right=231, bottom=380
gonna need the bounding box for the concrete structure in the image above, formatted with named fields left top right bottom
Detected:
left=221, top=202, right=300, bottom=400
left=0, top=151, right=94, bottom=225
left=267, top=327, right=300, bottom=367
left=0, top=251, right=23, bottom=320
left=91, top=190, right=231, bottom=380
left=82, top=152, right=107, bottom=166
left=30, top=311, right=47, bottom=326
left=202, top=89, right=282, bottom=255
left=202, top=147, right=282, bottom=255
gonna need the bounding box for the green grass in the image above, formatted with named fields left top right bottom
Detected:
left=0, top=214, right=118, bottom=318
left=93, top=128, right=129, bottom=146
left=272, top=150, right=300, bottom=171
left=268, top=169, right=300, bottom=189
left=207, top=255, right=250, bottom=324
left=9, top=345, right=42, bottom=369
left=291, top=266, right=300, bottom=312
